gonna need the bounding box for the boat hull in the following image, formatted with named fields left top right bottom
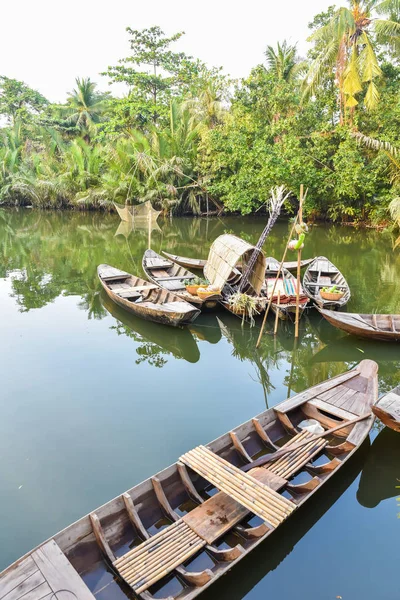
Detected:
left=318, top=307, right=400, bottom=342
left=303, top=256, right=350, bottom=309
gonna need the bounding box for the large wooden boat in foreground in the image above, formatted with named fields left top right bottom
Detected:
left=98, top=264, right=200, bottom=327
left=0, top=360, right=377, bottom=600
left=143, top=250, right=221, bottom=311
left=317, top=307, right=400, bottom=342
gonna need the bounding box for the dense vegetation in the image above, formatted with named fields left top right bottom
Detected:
left=1, top=2, right=399, bottom=225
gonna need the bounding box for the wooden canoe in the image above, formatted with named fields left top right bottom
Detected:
left=162, top=251, right=207, bottom=271
left=143, top=249, right=221, bottom=311
left=162, top=252, right=314, bottom=275
left=303, top=256, right=351, bottom=309
left=0, top=360, right=377, bottom=600
left=98, top=264, right=200, bottom=327
left=317, top=307, right=400, bottom=342
left=372, top=386, right=400, bottom=432
left=264, top=257, right=308, bottom=321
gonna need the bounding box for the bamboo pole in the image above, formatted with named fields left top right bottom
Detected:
left=242, top=413, right=372, bottom=472
left=256, top=190, right=308, bottom=349
left=295, top=184, right=304, bottom=339
left=274, top=291, right=281, bottom=335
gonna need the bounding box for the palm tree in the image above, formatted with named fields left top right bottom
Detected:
left=304, top=1, right=400, bottom=121
left=265, top=41, right=303, bottom=82
left=65, top=78, right=108, bottom=140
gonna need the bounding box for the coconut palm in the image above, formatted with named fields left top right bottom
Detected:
left=265, top=41, right=304, bottom=82
left=304, top=1, right=400, bottom=121
left=65, top=78, right=108, bottom=139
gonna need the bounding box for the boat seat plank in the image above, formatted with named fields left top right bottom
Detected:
left=113, top=521, right=206, bottom=594
left=180, top=446, right=294, bottom=527
left=274, top=370, right=359, bottom=414
left=309, top=398, right=358, bottom=420
left=183, top=467, right=288, bottom=544
left=98, top=266, right=129, bottom=280
left=146, top=258, right=173, bottom=269
left=31, top=540, right=95, bottom=600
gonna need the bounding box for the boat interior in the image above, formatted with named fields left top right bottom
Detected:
left=304, top=257, right=349, bottom=303
left=55, top=364, right=375, bottom=600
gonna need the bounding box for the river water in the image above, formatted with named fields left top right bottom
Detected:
left=0, top=209, right=399, bottom=599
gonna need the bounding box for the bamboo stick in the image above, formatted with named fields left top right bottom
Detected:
left=274, top=290, right=281, bottom=335
left=124, top=537, right=203, bottom=583
left=120, top=530, right=199, bottom=578
left=198, top=446, right=292, bottom=511
left=183, top=455, right=281, bottom=527
left=295, top=184, right=304, bottom=339
left=190, top=448, right=290, bottom=516
left=273, top=440, right=325, bottom=478
left=186, top=451, right=286, bottom=521
left=256, top=190, right=308, bottom=349
left=242, top=413, right=372, bottom=473
left=135, top=543, right=205, bottom=593
left=187, top=449, right=291, bottom=518
left=115, top=520, right=184, bottom=567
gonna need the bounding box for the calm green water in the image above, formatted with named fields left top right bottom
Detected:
left=0, top=209, right=399, bottom=599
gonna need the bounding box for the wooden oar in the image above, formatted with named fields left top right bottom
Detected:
left=241, top=413, right=372, bottom=473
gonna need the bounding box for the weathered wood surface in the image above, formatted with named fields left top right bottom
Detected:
left=0, top=541, right=95, bottom=600
left=373, top=389, right=400, bottom=432
left=318, top=307, right=400, bottom=342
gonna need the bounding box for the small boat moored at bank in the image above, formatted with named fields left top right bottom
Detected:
left=98, top=264, right=200, bottom=327
left=317, top=307, right=400, bottom=342
left=0, top=360, right=377, bottom=600
left=303, top=256, right=350, bottom=309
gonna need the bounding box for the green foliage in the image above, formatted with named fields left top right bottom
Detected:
left=0, top=18, right=400, bottom=226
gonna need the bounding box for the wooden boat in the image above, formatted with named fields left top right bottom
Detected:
left=372, top=386, right=400, bottom=432
left=101, top=293, right=201, bottom=364
left=143, top=249, right=221, bottom=311
left=282, top=257, right=314, bottom=272
left=98, top=264, right=200, bottom=327
left=264, top=257, right=308, bottom=321
left=0, top=360, right=377, bottom=600
left=303, top=256, right=350, bottom=309
left=162, top=251, right=207, bottom=271
left=162, top=252, right=314, bottom=275
left=317, top=307, right=400, bottom=342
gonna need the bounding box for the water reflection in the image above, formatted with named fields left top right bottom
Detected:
left=357, top=428, right=400, bottom=509
left=101, top=293, right=200, bottom=365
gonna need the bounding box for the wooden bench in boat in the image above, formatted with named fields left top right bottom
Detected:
left=0, top=540, right=95, bottom=600
left=98, top=266, right=129, bottom=281
left=109, top=284, right=159, bottom=298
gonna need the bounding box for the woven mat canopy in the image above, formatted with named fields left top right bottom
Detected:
left=205, top=234, right=266, bottom=294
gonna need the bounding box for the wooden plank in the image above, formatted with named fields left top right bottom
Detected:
left=309, top=398, right=358, bottom=420
left=14, top=583, right=52, bottom=600
left=274, top=370, right=359, bottom=414
left=1, top=570, right=45, bottom=600
left=0, top=559, right=38, bottom=600
left=32, top=540, right=95, bottom=600
left=89, top=514, right=115, bottom=563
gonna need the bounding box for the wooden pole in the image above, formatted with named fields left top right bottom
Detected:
left=256, top=190, right=307, bottom=349
left=294, top=185, right=304, bottom=339
left=274, top=291, right=280, bottom=335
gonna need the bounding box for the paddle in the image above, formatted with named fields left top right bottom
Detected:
left=241, top=413, right=372, bottom=473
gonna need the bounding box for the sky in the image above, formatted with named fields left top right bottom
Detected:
left=0, top=0, right=335, bottom=103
